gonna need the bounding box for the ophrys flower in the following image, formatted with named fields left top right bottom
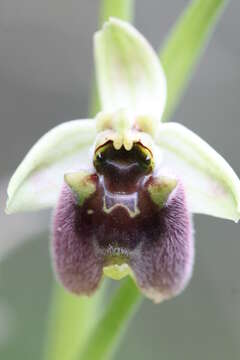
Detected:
left=6, top=19, right=240, bottom=303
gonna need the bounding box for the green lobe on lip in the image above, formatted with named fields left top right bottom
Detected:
left=148, top=176, right=177, bottom=208
left=64, top=171, right=96, bottom=206
left=103, top=264, right=132, bottom=280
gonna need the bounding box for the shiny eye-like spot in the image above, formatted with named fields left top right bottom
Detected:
left=135, top=144, right=154, bottom=173
left=93, top=142, right=111, bottom=172
left=97, top=152, right=103, bottom=162
left=145, top=156, right=152, bottom=168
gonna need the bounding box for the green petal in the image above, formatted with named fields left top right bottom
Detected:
left=156, top=123, right=240, bottom=222
left=6, top=119, right=96, bottom=214
left=64, top=171, right=96, bottom=206
left=148, top=176, right=177, bottom=209
left=94, top=18, right=167, bottom=124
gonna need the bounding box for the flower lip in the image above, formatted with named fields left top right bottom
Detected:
left=52, top=178, right=194, bottom=302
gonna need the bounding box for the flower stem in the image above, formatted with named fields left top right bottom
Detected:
left=43, top=282, right=106, bottom=360
left=78, top=277, right=142, bottom=360
left=100, top=0, right=134, bottom=23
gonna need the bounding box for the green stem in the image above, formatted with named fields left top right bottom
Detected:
left=43, top=282, right=106, bottom=360
left=78, top=277, right=142, bottom=360
left=100, top=0, right=134, bottom=23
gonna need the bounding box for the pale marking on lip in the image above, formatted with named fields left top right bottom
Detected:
left=87, top=209, right=94, bottom=215
left=103, top=191, right=140, bottom=218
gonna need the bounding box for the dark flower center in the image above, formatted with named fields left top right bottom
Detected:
left=93, top=141, right=153, bottom=193
left=74, top=142, right=159, bottom=253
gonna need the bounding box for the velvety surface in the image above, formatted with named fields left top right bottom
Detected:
left=53, top=140, right=193, bottom=301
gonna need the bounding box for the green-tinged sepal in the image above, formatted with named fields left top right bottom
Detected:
left=94, top=18, right=167, bottom=126
left=156, top=122, right=240, bottom=222
left=148, top=176, right=178, bottom=208
left=6, top=119, right=96, bottom=214
left=64, top=171, right=96, bottom=206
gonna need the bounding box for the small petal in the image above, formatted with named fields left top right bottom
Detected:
left=130, top=181, right=194, bottom=303
left=148, top=176, right=178, bottom=208
left=94, top=18, right=167, bottom=124
left=64, top=171, right=96, bottom=206
left=52, top=184, right=103, bottom=295
left=155, top=123, right=240, bottom=222
left=6, top=119, right=96, bottom=214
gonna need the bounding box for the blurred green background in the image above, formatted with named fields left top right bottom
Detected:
left=0, top=1, right=240, bottom=359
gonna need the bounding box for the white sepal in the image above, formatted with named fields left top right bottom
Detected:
left=156, top=122, right=240, bottom=221
left=6, top=119, right=96, bottom=214
left=94, top=18, right=167, bottom=124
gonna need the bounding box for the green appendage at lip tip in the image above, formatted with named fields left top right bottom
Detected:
left=103, top=263, right=132, bottom=280
left=64, top=172, right=96, bottom=206
left=148, top=177, right=177, bottom=208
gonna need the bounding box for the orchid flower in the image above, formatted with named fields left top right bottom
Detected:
left=6, top=18, right=240, bottom=303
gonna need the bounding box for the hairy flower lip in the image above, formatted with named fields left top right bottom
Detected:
left=52, top=178, right=194, bottom=302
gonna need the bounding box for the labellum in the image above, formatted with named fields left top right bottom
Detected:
left=53, top=131, right=194, bottom=303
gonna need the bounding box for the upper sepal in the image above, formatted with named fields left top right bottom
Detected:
left=6, top=119, right=96, bottom=214
left=155, top=123, right=240, bottom=222
left=94, top=18, right=167, bottom=124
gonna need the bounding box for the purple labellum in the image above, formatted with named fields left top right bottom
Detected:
left=52, top=141, right=194, bottom=302
left=52, top=185, right=103, bottom=295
